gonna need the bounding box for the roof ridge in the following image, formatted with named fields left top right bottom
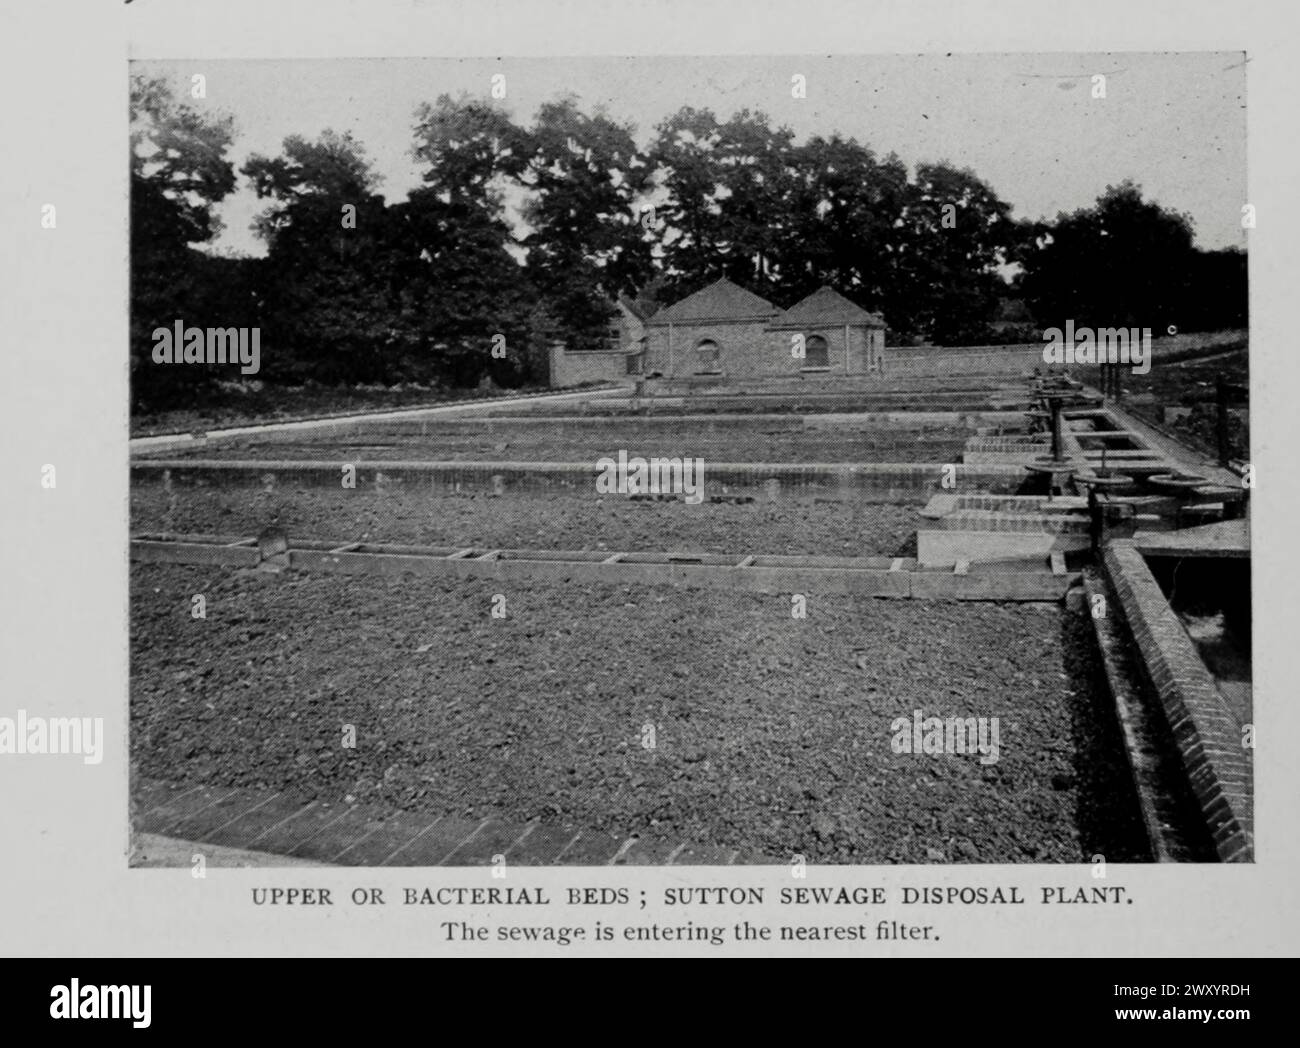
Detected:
left=771, top=285, right=887, bottom=328
left=645, top=277, right=779, bottom=325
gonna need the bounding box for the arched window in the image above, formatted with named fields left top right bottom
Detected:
left=694, top=339, right=722, bottom=374
left=803, top=334, right=829, bottom=369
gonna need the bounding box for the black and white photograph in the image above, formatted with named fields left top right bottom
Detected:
left=124, top=50, right=1251, bottom=869
left=11, top=0, right=1300, bottom=990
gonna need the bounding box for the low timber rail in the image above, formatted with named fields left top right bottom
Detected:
left=131, top=532, right=1078, bottom=601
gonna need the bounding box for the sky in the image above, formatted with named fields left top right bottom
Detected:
left=132, top=52, right=1248, bottom=258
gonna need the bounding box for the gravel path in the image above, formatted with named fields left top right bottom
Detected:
left=131, top=564, right=1147, bottom=863
left=132, top=487, right=923, bottom=558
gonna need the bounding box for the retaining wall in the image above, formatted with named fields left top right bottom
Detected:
left=132, top=459, right=1031, bottom=501
left=1103, top=541, right=1253, bottom=862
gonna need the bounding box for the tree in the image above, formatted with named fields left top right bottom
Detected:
left=382, top=188, right=538, bottom=386
left=1016, top=180, right=1198, bottom=332
left=411, top=94, right=530, bottom=204
left=393, top=95, right=540, bottom=386
left=783, top=134, right=908, bottom=308
left=130, top=75, right=238, bottom=409
left=645, top=115, right=1016, bottom=342
left=244, top=131, right=396, bottom=382
left=1183, top=247, right=1247, bottom=332
left=888, top=162, right=1016, bottom=343
left=648, top=107, right=799, bottom=303
left=520, top=97, right=653, bottom=350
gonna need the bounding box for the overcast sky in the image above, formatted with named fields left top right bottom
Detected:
left=133, top=52, right=1248, bottom=257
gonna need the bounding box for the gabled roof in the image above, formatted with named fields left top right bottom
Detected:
left=645, top=278, right=778, bottom=325
left=770, top=286, right=886, bottom=329
left=616, top=294, right=652, bottom=323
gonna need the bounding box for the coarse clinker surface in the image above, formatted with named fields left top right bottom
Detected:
left=131, top=563, right=1147, bottom=864
left=131, top=487, right=924, bottom=558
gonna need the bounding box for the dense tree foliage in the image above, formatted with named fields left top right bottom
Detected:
left=130, top=77, right=1248, bottom=410
left=521, top=98, right=653, bottom=351
left=242, top=131, right=393, bottom=383
left=397, top=95, right=543, bottom=385
left=1015, top=181, right=1200, bottom=332
left=649, top=108, right=798, bottom=303
left=130, top=76, right=239, bottom=410
left=784, top=134, right=909, bottom=307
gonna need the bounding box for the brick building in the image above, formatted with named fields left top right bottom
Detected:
left=641, top=278, right=886, bottom=381
left=547, top=296, right=649, bottom=388
left=547, top=278, right=887, bottom=388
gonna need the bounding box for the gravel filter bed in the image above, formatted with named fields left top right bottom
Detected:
left=131, top=564, right=1147, bottom=863
left=131, top=487, right=922, bottom=559
left=131, top=384, right=558, bottom=438
left=158, top=425, right=973, bottom=464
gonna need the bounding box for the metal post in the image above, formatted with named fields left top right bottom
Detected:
left=1088, top=488, right=1102, bottom=552
left=1216, top=374, right=1230, bottom=467
left=1050, top=397, right=1063, bottom=461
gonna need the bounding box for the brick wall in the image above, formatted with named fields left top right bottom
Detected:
left=549, top=347, right=635, bottom=388
left=644, top=322, right=884, bottom=379
left=886, top=329, right=1248, bottom=378
left=847, top=327, right=885, bottom=373
left=575, top=327, right=1246, bottom=388
left=133, top=459, right=1030, bottom=500
left=1103, top=541, right=1253, bottom=862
